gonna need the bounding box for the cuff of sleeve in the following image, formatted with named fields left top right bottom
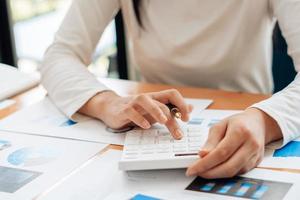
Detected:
left=65, top=88, right=112, bottom=121
left=249, top=102, right=290, bottom=149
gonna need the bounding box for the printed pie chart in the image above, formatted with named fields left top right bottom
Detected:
left=7, top=146, right=60, bottom=167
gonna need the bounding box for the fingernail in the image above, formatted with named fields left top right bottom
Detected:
left=143, top=121, right=151, bottom=129
left=160, top=114, right=168, bottom=124
left=175, top=129, right=183, bottom=139
left=186, top=168, right=197, bottom=177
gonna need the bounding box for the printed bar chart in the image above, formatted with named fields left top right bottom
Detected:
left=186, top=176, right=292, bottom=200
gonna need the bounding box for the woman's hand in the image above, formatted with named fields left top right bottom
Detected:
left=79, top=89, right=193, bottom=139
left=186, top=108, right=283, bottom=178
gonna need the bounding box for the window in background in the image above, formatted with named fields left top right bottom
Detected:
left=9, top=0, right=118, bottom=78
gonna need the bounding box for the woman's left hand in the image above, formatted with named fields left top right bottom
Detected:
left=186, top=108, right=282, bottom=178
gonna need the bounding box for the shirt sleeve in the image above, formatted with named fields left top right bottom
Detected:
left=40, top=0, right=120, bottom=118
left=251, top=0, right=300, bottom=148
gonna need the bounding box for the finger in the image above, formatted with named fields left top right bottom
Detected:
left=166, top=118, right=183, bottom=140
left=198, top=150, right=209, bottom=158
left=124, top=107, right=151, bottom=129
left=199, top=143, right=256, bottom=179
left=200, top=120, right=228, bottom=153
left=156, top=101, right=184, bottom=140
left=133, top=95, right=168, bottom=124
left=143, top=114, right=157, bottom=125
left=151, top=89, right=189, bottom=122
left=186, top=126, right=245, bottom=176
left=188, top=104, right=193, bottom=113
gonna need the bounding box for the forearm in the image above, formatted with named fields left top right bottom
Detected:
left=40, top=0, right=120, bottom=118
left=78, top=90, right=119, bottom=120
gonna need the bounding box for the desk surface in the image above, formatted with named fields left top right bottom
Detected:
left=3, top=78, right=298, bottom=174
left=0, top=77, right=269, bottom=149
left=0, top=78, right=269, bottom=119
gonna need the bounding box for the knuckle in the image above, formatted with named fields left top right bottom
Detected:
left=234, top=123, right=252, bottom=138
left=239, top=167, right=248, bottom=175
left=210, top=123, right=223, bottom=133
left=249, top=138, right=260, bottom=149
left=226, top=166, right=238, bottom=177
left=135, top=94, right=147, bottom=102
left=218, top=147, right=230, bottom=158
left=150, top=105, right=159, bottom=114
left=168, top=89, right=179, bottom=96
left=123, top=106, right=132, bottom=114
left=241, top=163, right=253, bottom=174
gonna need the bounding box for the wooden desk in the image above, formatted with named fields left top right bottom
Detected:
left=0, top=78, right=269, bottom=119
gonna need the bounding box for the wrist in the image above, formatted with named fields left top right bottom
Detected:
left=79, top=90, right=120, bottom=120
left=246, top=108, right=282, bottom=144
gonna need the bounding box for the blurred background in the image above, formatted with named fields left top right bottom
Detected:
left=0, top=0, right=128, bottom=79
left=0, top=0, right=296, bottom=92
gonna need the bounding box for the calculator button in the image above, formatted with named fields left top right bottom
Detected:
left=127, top=130, right=141, bottom=136
left=158, top=130, right=171, bottom=136
left=141, top=151, right=154, bottom=154
left=173, top=138, right=186, bottom=143
left=188, top=137, right=203, bottom=142
left=173, top=144, right=186, bottom=148
left=125, top=151, right=139, bottom=156
left=173, top=148, right=187, bottom=153
left=188, top=142, right=202, bottom=147
left=141, top=138, right=155, bottom=144
left=157, top=149, right=171, bottom=153
left=187, top=126, right=202, bottom=132
left=187, top=132, right=202, bottom=137
left=188, top=147, right=200, bottom=152
left=145, top=130, right=158, bottom=136
left=124, top=145, right=139, bottom=151
left=126, top=137, right=140, bottom=145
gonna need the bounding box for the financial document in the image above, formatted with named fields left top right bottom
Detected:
left=259, top=138, right=300, bottom=170
left=0, top=97, right=212, bottom=145
left=0, top=130, right=105, bottom=200
left=40, top=149, right=300, bottom=200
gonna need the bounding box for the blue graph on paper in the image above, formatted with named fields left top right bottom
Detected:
left=0, top=140, right=11, bottom=150
left=273, top=141, right=300, bottom=157
left=8, top=146, right=60, bottom=167
left=131, top=194, right=161, bottom=200
left=32, top=115, right=77, bottom=127
left=60, top=119, right=77, bottom=127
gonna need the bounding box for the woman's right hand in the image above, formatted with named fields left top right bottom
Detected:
left=79, top=89, right=193, bottom=139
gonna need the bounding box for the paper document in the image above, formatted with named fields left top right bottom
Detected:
left=0, top=63, right=40, bottom=101
left=0, top=130, right=105, bottom=200
left=259, top=137, right=300, bottom=170
left=41, top=149, right=300, bottom=200
left=0, top=97, right=212, bottom=145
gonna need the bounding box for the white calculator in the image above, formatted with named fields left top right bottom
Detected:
left=119, top=109, right=241, bottom=171
left=119, top=125, right=209, bottom=171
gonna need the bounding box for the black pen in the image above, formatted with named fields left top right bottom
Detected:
left=166, top=103, right=182, bottom=119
